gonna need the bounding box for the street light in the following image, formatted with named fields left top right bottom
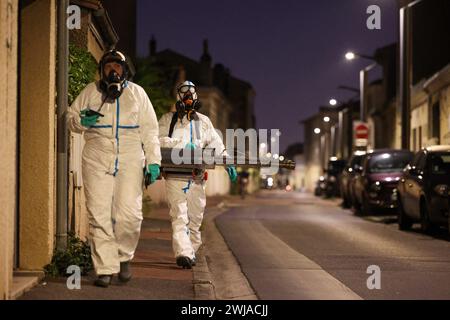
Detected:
left=345, top=51, right=376, bottom=62
left=323, top=116, right=331, bottom=123
left=329, top=98, right=338, bottom=106
left=314, top=128, right=321, bottom=134
left=345, top=51, right=356, bottom=61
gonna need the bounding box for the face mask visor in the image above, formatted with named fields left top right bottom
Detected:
left=178, top=85, right=197, bottom=103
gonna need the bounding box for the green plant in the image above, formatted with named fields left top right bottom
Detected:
left=44, top=233, right=93, bottom=277
left=68, top=44, right=98, bottom=105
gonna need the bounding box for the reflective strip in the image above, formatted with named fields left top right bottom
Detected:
left=114, top=98, right=120, bottom=176
left=190, top=120, right=193, bottom=145
left=182, top=180, right=192, bottom=194
left=118, top=125, right=139, bottom=129
left=91, top=125, right=112, bottom=128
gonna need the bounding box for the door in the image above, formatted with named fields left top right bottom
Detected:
left=404, top=152, right=424, bottom=219
left=401, top=152, right=420, bottom=217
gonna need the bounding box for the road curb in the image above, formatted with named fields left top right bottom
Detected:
left=193, top=248, right=216, bottom=300
left=194, top=200, right=258, bottom=300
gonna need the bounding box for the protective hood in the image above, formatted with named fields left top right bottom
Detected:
left=99, top=50, right=129, bottom=100
left=176, top=81, right=201, bottom=120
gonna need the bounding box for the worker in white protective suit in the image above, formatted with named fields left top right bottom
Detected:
left=66, top=50, right=161, bottom=287
left=159, top=81, right=238, bottom=269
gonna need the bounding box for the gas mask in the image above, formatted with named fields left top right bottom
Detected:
left=103, top=70, right=125, bottom=100
left=98, top=50, right=129, bottom=100
left=176, top=81, right=201, bottom=121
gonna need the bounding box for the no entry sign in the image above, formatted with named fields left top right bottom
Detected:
left=354, top=121, right=369, bottom=147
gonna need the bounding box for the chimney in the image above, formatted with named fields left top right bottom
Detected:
left=200, top=39, right=212, bottom=86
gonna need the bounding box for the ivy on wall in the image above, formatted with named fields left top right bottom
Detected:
left=68, top=45, right=97, bottom=105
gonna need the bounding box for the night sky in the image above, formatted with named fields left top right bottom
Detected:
left=137, top=0, right=398, bottom=152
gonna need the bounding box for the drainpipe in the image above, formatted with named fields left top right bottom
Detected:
left=399, top=2, right=414, bottom=150
left=56, top=0, right=69, bottom=250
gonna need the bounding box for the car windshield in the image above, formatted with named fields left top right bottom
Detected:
left=368, top=152, right=413, bottom=173
left=430, top=153, right=450, bottom=175
left=328, top=160, right=346, bottom=173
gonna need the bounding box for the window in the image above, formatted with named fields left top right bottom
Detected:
left=417, top=152, right=427, bottom=170
left=432, top=102, right=440, bottom=141
left=418, top=126, right=422, bottom=150
left=430, top=153, right=450, bottom=175
left=368, top=152, right=414, bottom=173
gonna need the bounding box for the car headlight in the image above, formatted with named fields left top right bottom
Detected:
left=329, top=176, right=337, bottom=183
left=370, top=181, right=382, bottom=192
left=434, top=185, right=450, bottom=197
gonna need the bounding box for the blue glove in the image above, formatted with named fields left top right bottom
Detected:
left=80, top=109, right=100, bottom=128
left=146, top=164, right=160, bottom=185
left=226, top=165, right=238, bottom=183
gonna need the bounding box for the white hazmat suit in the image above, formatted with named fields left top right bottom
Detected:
left=159, top=112, right=226, bottom=261
left=67, top=81, right=161, bottom=275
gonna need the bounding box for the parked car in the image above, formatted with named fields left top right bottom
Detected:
left=322, top=158, right=346, bottom=198
left=314, top=175, right=326, bottom=196
left=397, top=146, right=450, bottom=234
left=352, top=149, right=413, bottom=215
left=340, top=151, right=367, bottom=208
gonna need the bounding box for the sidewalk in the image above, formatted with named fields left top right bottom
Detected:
left=19, top=197, right=228, bottom=300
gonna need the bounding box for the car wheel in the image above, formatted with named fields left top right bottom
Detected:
left=361, top=195, right=373, bottom=216
left=352, top=196, right=363, bottom=216
left=314, top=187, right=321, bottom=197
left=342, top=194, right=351, bottom=208
left=397, top=198, right=413, bottom=231
left=420, top=201, right=437, bottom=234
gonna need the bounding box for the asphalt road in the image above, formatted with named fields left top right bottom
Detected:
left=216, top=190, right=450, bottom=300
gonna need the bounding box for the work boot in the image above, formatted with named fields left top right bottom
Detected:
left=176, top=256, right=193, bottom=269
left=118, top=261, right=132, bottom=283
left=94, top=275, right=112, bottom=288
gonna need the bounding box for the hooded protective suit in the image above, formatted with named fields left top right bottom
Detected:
left=67, top=81, right=161, bottom=275
left=159, top=111, right=227, bottom=262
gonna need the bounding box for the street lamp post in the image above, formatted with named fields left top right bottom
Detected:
left=345, top=51, right=378, bottom=122
left=359, top=63, right=377, bottom=121
left=399, top=2, right=415, bottom=150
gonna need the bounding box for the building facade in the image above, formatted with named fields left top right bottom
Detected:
left=0, top=0, right=124, bottom=300
left=0, top=0, right=57, bottom=300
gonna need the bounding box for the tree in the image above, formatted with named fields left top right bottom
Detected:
left=134, top=58, right=176, bottom=119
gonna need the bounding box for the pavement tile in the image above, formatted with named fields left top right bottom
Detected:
left=18, top=205, right=195, bottom=300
